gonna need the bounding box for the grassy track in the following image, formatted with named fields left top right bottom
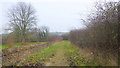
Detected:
left=17, top=41, right=100, bottom=66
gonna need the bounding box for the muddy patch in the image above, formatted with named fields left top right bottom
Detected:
left=2, top=43, right=50, bottom=66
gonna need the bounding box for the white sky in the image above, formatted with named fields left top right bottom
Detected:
left=0, top=0, right=119, bottom=33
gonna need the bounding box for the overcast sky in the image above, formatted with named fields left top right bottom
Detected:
left=0, top=0, right=118, bottom=33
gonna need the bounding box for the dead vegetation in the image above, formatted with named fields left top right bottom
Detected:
left=69, top=1, right=119, bottom=66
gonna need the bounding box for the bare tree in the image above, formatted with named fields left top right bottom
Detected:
left=8, top=2, right=37, bottom=43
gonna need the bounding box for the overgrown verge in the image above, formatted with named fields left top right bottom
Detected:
left=65, top=42, right=117, bottom=66
left=64, top=42, right=101, bottom=66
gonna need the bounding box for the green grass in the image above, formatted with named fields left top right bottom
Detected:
left=0, top=43, right=22, bottom=50
left=30, top=42, right=46, bottom=45
left=15, top=43, right=22, bottom=47
left=24, top=42, right=61, bottom=65
left=0, top=42, right=46, bottom=50
left=0, top=44, right=7, bottom=50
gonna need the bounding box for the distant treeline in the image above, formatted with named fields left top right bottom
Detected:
left=68, top=2, right=119, bottom=60
left=2, top=26, right=48, bottom=43
left=2, top=27, right=62, bottom=44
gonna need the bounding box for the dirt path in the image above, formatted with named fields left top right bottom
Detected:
left=45, top=44, right=68, bottom=66
left=7, top=41, right=98, bottom=66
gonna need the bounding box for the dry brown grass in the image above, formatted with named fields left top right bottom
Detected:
left=73, top=44, right=118, bottom=66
